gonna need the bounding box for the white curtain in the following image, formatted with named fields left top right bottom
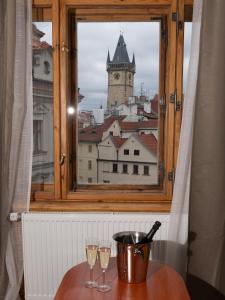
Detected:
left=164, top=0, right=203, bottom=277
left=188, top=0, right=225, bottom=296
left=165, top=0, right=225, bottom=296
left=0, top=1, right=32, bottom=299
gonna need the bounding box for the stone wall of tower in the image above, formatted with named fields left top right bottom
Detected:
left=107, top=70, right=134, bottom=107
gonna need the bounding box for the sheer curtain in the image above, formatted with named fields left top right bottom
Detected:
left=0, top=1, right=32, bottom=299
left=164, top=0, right=203, bottom=277
left=166, top=0, right=225, bottom=296
left=188, top=0, right=225, bottom=296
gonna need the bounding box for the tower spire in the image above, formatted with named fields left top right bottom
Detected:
left=107, top=50, right=110, bottom=64
left=112, top=34, right=130, bottom=64
left=132, top=53, right=135, bottom=65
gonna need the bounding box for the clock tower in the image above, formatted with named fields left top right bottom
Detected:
left=107, top=34, right=135, bottom=108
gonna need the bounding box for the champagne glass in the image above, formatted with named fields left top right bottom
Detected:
left=97, top=240, right=111, bottom=293
left=85, top=237, right=98, bottom=288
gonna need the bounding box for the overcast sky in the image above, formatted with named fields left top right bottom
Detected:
left=77, top=22, right=160, bottom=110
left=35, top=21, right=192, bottom=111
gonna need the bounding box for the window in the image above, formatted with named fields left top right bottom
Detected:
left=144, top=166, right=149, bottom=175
left=76, top=20, right=160, bottom=187
left=113, top=163, right=118, bottom=173
left=30, top=0, right=191, bottom=212
left=134, top=150, right=140, bottom=156
left=31, top=10, right=54, bottom=193
left=122, top=164, right=128, bottom=174
left=33, top=55, right=40, bottom=66
left=44, top=61, right=51, bottom=74
left=103, top=180, right=110, bottom=183
left=88, top=145, right=92, bottom=153
left=33, top=120, right=43, bottom=153
left=124, top=149, right=129, bottom=155
left=133, top=165, right=139, bottom=175
left=88, top=177, right=92, bottom=183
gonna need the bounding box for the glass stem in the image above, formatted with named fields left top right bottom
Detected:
left=102, top=270, right=106, bottom=286
left=90, top=267, right=93, bottom=282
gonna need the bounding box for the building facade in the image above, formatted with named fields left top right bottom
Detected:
left=32, top=24, right=54, bottom=186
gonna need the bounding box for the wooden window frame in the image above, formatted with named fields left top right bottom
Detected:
left=30, top=0, right=193, bottom=213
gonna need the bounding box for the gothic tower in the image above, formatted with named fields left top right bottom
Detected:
left=107, top=34, right=135, bottom=108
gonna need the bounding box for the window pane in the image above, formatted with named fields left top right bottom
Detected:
left=32, top=20, right=54, bottom=192
left=123, top=164, right=128, bottom=174
left=183, top=22, right=192, bottom=93
left=75, top=22, right=160, bottom=186
left=144, top=165, right=149, bottom=175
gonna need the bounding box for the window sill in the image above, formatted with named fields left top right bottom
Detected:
left=30, top=199, right=171, bottom=213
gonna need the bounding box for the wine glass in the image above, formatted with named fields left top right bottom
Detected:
left=97, top=240, right=111, bottom=293
left=85, top=237, right=98, bottom=288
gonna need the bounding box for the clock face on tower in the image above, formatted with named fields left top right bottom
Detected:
left=113, top=72, right=120, bottom=80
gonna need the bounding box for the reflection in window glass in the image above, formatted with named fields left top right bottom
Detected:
left=76, top=22, right=160, bottom=186
left=183, top=22, right=192, bottom=93
left=32, top=22, right=54, bottom=190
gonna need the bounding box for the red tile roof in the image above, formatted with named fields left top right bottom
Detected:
left=78, top=128, right=101, bottom=142
left=119, top=119, right=158, bottom=130
left=78, top=111, right=91, bottom=122
left=78, top=115, right=158, bottom=142
left=111, top=136, right=127, bottom=148
left=33, top=41, right=52, bottom=50
left=78, top=116, right=125, bottom=142
left=136, top=134, right=158, bottom=156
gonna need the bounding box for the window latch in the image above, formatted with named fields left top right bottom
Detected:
left=60, top=153, right=66, bottom=165
left=168, top=170, right=175, bottom=182
left=172, top=11, right=183, bottom=34
left=61, top=42, right=69, bottom=53
left=170, top=90, right=182, bottom=112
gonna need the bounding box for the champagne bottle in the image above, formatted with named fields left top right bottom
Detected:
left=136, top=221, right=161, bottom=244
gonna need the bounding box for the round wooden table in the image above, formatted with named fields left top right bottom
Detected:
left=54, top=258, right=190, bottom=300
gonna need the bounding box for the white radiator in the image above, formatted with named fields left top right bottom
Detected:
left=22, top=212, right=170, bottom=300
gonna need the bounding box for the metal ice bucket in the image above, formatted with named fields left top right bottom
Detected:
left=113, top=231, right=151, bottom=284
